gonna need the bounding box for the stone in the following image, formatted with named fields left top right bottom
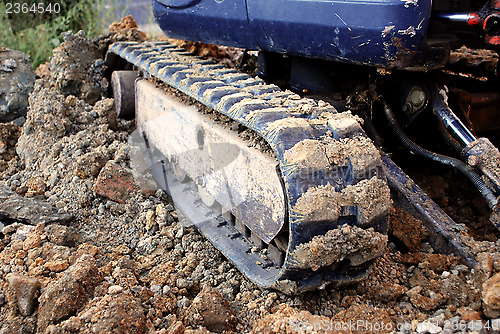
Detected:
left=0, top=48, right=35, bottom=122
left=176, top=278, right=194, bottom=290
left=374, top=282, right=408, bottom=301
left=45, top=259, right=70, bottom=272
left=108, top=285, right=123, bottom=294
left=74, top=150, right=109, bottom=179
left=69, top=243, right=100, bottom=264
left=37, top=254, right=102, bottom=331
left=166, top=321, right=185, bottom=334
left=400, top=252, right=458, bottom=272
left=22, top=231, right=42, bottom=250
left=45, top=224, right=78, bottom=247
left=93, top=160, right=138, bottom=203
left=0, top=184, right=72, bottom=225
left=483, top=272, right=500, bottom=318
left=458, top=307, right=483, bottom=321
left=6, top=273, right=41, bottom=316
left=186, top=286, right=235, bottom=332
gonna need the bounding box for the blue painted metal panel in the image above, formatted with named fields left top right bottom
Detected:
left=153, top=0, right=439, bottom=68
left=246, top=0, right=432, bottom=67
left=152, top=0, right=259, bottom=49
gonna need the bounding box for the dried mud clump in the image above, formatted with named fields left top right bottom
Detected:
left=49, top=31, right=108, bottom=104
left=291, top=185, right=342, bottom=223
left=283, top=139, right=330, bottom=172
left=341, top=176, right=392, bottom=225
left=324, top=135, right=382, bottom=177
left=291, top=224, right=387, bottom=271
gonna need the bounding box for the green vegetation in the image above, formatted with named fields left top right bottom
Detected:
left=0, top=0, right=104, bottom=69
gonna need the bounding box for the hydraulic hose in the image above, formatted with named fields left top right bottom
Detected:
left=437, top=121, right=465, bottom=154
left=382, top=100, right=498, bottom=209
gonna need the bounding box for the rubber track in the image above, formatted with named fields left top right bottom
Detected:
left=107, top=41, right=390, bottom=293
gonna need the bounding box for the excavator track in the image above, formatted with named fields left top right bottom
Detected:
left=106, top=41, right=391, bottom=293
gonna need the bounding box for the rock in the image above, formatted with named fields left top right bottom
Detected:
left=483, top=272, right=500, bottom=318
left=400, top=252, right=458, bottom=272
left=45, top=224, right=78, bottom=247
left=0, top=48, right=35, bottom=122
left=113, top=244, right=131, bottom=255
left=79, top=292, right=146, bottom=333
left=374, top=282, right=408, bottom=301
left=68, top=243, right=100, bottom=264
left=421, top=254, right=459, bottom=272
left=457, top=307, right=483, bottom=321
left=93, top=160, right=138, bottom=203
left=44, top=259, right=70, bottom=272
left=74, top=150, right=110, bottom=178
left=5, top=273, right=41, bottom=316
left=45, top=316, right=82, bottom=333
left=176, top=278, right=194, bottom=290
left=22, top=229, right=42, bottom=250
left=49, top=31, right=108, bottom=104
left=108, top=285, right=123, bottom=294
left=0, top=184, right=72, bottom=225
left=150, top=284, right=162, bottom=295
left=166, top=321, right=185, bottom=334
left=186, top=287, right=236, bottom=332
left=37, top=254, right=102, bottom=331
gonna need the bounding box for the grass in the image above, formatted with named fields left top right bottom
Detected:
left=0, top=0, right=105, bottom=69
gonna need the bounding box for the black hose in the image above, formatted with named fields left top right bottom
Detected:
left=382, top=101, right=498, bottom=209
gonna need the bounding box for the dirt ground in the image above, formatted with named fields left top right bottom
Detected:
left=0, top=17, right=500, bottom=334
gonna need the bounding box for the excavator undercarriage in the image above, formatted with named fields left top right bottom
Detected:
left=104, top=0, right=500, bottom=293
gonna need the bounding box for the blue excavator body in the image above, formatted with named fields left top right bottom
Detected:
left=152, top=0, right=443, bottom=69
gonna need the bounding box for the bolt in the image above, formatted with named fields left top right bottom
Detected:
left=467, top=154, right=480, bottom=166
left=402, top=103, right=412, bottom=114
left=195, top=176, right=205, bottom=187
